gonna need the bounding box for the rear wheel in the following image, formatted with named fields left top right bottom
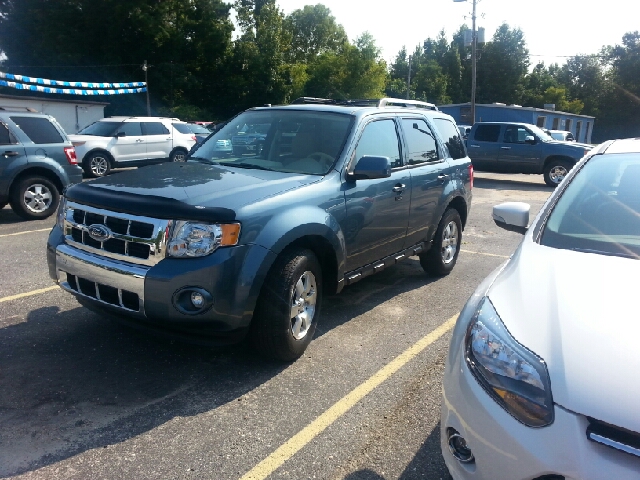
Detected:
left=170, top=148, right=188, bottom=163
left=543, top=159, right=572, bottom=187
left=83, top=152, right=111, bottom=177
left=250, top=248, right=322, bottom=361
left=9, top=176, right=60, bottom=220
left=420, top=208, right=462, bottom=276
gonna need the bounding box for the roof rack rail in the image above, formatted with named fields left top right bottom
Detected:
left=0, top=106, right=39, bottom=112
left=378, top=98, right=438, bottom=111
left=290, top=96, right=438, bottom=110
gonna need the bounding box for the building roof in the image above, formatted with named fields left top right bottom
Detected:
left=0, top=93, right=109, bottom=106
left=439, top=102, right=594, bottom=119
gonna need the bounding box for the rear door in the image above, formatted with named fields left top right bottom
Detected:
left=0, top=120, right=27, bottom=195
left=343, top=117, right=411, bottom=271
left=467, top=124, right=501, bottom=171
left=399, top=116, right=448, bottom=247
left=112, top=121, right=145, bottom=162
left=142, top=121, right=172, bottom=160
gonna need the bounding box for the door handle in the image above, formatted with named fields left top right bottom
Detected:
left=501, top=146, right=511, bottom=150
left=136, top=139, right=144, bottom=143
left=437, top=174, right=449, bottom=183
left=469, top=144, right=480, bottom=148
left=2, top=151, right=19, bottom=157
left=392, top=184, right=405, bottom=193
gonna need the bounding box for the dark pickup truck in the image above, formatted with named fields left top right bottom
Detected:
left=467, top=122, right=592, bottom=186
left=47, top=98, right=473, bottom=361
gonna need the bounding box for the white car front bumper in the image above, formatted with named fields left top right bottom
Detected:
left=440, top=351, right=640, bottom=480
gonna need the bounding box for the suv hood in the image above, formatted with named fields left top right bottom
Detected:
left=65, top=162, right=318, bottom=221
left=487, top=238, right=640, bottom=432
left=546, top=139, right=592, bottom=150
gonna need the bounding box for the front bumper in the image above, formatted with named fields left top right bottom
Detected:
left=47, top=225, right=276, bottom=341
left=441, top=345, right=640, bottom=480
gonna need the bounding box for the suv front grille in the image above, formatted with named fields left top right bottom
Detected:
left=64, top=202, right=170, bottom=266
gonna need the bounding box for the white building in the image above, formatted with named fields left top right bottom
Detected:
left=0, top=93, right=107, bottom=134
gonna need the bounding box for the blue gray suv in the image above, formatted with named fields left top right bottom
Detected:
left=47, top=98, right=473, bottom=361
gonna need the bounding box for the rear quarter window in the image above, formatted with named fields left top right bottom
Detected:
left=432, top=118, right=467, bottom=159
left=10, top=116, right=64, bottom=144
left=473, top=124, right=501, bottom=142
left=172, top=123, right=192, bottom=134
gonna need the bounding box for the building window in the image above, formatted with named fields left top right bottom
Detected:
left=460, top=106, right=472, bottom=125
left=536, top=116, right=547, bottom=128
left=552, top=118, right=560, bottom=130
left=575, top=121, right=582, bottom=142
left=585, top=122, right=591, bottom=142
left=565, top=119, right=572, bottom=132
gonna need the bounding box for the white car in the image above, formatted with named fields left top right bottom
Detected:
left=441, top=138, right=640, bottom=480
left=547, top=129, right=576, bottom=142
left=70, top=117, right=196, bottom=177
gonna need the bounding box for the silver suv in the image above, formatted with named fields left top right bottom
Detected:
left=69, top=117, right=197, bottom=177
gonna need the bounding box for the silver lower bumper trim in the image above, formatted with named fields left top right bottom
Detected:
left=56, top=244, right=149, bottom=316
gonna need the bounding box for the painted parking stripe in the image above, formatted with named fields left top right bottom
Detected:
left=0, top=227, right=51, bottom=238
left=0, top=286, right=58, bottom=303
left=239, top=313, right=458, bottom=480
left=460, top=249, right=510, bottom=259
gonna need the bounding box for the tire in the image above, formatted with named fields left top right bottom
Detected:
left=420, top=208, right=462, bottom=276
left=9, top=176, right=60, bottom=220
left=170, top=148, right=188, bottom=163
left=83, top=152, right=111, bottom=177
left=543, top=159, right=572, bottom=187
left=250, top=248, right=323, bottom=361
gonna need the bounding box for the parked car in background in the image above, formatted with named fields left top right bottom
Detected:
left=547, top=129, right=576, bottom=142
left=47, top=97, right=473, bottom=361
left=441, top=138, right=640, bottom=480
left=185, top=122, right=212, bottom=144
left=457, top=124, right=471, bottom=139
left=0, top=109, right=82, bottom=219
left=467, top=122, right=591, bottom=186
left=69, top=117, right=197, bottom=177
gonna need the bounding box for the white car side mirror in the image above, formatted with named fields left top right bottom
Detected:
left=493, top=202, right=530, bottom=234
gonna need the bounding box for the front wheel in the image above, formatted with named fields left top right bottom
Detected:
left=250, top=248, right=323, bottom=361
left=420, top=208, right=462, bottom=276
left=543, top=159, right=572, bottom=187
left=9, top=176, right=60, bottom=220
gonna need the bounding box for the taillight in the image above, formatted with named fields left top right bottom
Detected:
left=468, top=163, right=474, bottom=189
left=64, top=146, right=78, bottom=165
left=191, top=135, right=197, bottom=142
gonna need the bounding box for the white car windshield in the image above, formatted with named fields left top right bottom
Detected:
left=541, top=153, right=640, bottom=258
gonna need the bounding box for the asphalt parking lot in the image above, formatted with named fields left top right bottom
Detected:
left=0, top=172, right=553, bottom=480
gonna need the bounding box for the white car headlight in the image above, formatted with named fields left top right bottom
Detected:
left=465, top=298, right=554, bottom=427
left=167, top=221, right=240, bottom=258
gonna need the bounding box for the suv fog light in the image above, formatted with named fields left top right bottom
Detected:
left=172, top=287, right=213, bottom=315
left=191, top=292, right=205, bottom=307
left=447, top=428, right=475, bottom=463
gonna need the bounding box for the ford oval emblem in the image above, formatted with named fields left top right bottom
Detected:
left=87, top=224, right=111, bottom=242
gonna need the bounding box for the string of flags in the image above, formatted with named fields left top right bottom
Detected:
left=0, top=71, right=147, bottom=95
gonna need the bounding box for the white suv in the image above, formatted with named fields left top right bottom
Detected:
left=69, top=117, right=197, bottom=177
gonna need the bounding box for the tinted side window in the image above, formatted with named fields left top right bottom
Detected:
left=473, top=124, right=501, bottom=142
left=172, top=123, right=192, bottom=134
left=0, top=124, right=15, bottom=145
left=401, top=118, right=439, bottom=165
left=10, top=116, right=63, bottom=144
left=355, top=119, right=402, bottom=168
left=433, top=118, right=466, bottom=160
left=142, top=122, right=170, bottom=135
left=116, top=122, right=142, bottom=136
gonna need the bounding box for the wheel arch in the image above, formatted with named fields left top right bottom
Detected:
left=543, top=155, right=575, bottom=170
left=82, top=148, right=115, bottom=166
left=10, top=166, right=64, bottom=196
left=445, top=195, right=469, bottom=230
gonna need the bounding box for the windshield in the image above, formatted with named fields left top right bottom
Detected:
left=541, top=153, right=640, bottom=259
left=78, top=121, right=121, bottom=136
left=188, top=110, right=353, bottom=175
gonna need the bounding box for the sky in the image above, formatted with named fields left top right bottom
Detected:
left=272, top=0, right=640, bottom=67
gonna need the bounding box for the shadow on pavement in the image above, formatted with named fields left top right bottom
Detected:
left=473, top=175, right=552, bottom=192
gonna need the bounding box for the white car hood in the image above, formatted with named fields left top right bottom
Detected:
left=488, top=238, right=640, bottom=432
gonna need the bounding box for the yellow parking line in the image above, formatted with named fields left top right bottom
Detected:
left=239, top=314, right=458, bottom=480
left=0, top=227, right=51, bottom=238
left=461, top=249, right=510, bottom=259
left=0, top=286, right=58, bottom=303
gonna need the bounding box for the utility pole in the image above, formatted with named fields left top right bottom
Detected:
left=407, top=55, right=412, bottom=100
left=142, top=60, right=151, bottom=116
left=471, top=0, right=477, bottom=125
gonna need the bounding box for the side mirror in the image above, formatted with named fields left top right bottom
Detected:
left=115, top=131, right=126, bottom=138
left=493, top=202, right=530, bottom=234
left=525, top=135, right=536, bottom=145
left=348, top=156, right=391, bottom=181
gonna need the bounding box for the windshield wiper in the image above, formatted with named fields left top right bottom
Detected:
left=217, top=162, right=275, bottom=172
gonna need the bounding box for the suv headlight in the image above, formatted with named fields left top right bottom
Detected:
left=465, top=298, right=554, bottom=427
left=167, top=221, right=240, bottom=258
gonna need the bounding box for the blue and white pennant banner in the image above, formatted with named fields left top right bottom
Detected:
left=0, top=71, right=146, bottom=95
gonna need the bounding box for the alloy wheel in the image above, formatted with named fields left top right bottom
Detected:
left=289, top=271, right=318, bottom=340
